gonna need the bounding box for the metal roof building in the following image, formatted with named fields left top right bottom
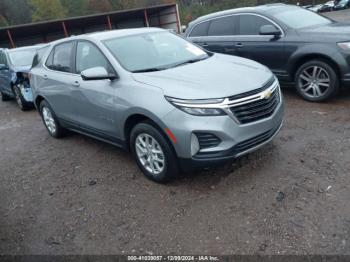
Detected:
left=0, top=3, right=181, bottom=48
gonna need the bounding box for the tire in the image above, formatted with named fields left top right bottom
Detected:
left=130, top=122, right=179, bottom=183
left=1, top=91, right=11, bottom=101
left=12, top=84, right=32, bottom=111
left=295, top=60, right=339, bottom=102
left=39, top=100, right=66, bottom=138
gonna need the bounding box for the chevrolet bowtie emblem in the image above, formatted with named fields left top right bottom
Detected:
left=262, top=90, right=273, bottom=99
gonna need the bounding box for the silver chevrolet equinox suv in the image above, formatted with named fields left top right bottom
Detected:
left=30, top=28, right=284, bottom=183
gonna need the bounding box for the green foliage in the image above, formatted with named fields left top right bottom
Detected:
left=0, top=15, right=9, bottom=27
left=30, top=0, right=66, bottom=22
left=60, top=0, right=88, bottom=17
left=0, top=0, right=31, bottom=26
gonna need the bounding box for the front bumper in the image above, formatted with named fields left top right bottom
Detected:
left=178, top=120, right=283, bottom=171
left=19, top=82, right=34, bottom=103
left=162, top=90, right=284, bottom=170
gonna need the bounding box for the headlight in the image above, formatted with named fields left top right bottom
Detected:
left=337, top=42, right=350, bottom=50
left=165, top=96, right=226, bottom=116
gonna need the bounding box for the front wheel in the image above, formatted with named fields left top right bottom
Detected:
left=130, top=122, right=179, bottom=183
left=295, top=60, right=339, bottom=102
left=13, top=84, right=32, bottom=111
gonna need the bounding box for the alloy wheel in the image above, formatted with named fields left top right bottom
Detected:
left=42, top=107, right=57, bottom=134
left=298, top=66, right=331, bottom=98
left=135, top=133, right=165, bottom=175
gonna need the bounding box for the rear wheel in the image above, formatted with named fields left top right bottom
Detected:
left=13, top=84, right=32, bottom=111
left=130, top=122, right=179, bottom=183
left=1, top=91, right=11, bottom=101
left=39, top=100, right=66, bottom=138
left=295, top=60, right=339, bottom=102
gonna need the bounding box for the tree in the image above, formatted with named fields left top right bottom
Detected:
left=86, top=0, right=113, bottom=13
left=0, top=15, right=9, bottom=27
left=0, top=0, right=31, bottom=26
left=30, top=0, right=66, bottom=22
left=60, top=0, right=89, bottom=17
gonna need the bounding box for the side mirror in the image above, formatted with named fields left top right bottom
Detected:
left=0, top=64, right=9, bottom=70
left=259, top=25, right=282, bottom=37
left=81, top=67, right=117, bottom=81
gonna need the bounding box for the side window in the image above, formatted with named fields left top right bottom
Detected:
left=208, top=16, right=236, bottom=36
left=239, top=15, right=276, bottom=35
left=0, top=52, right=4, bottom=64
left=46, top=42, right=74, bottom=73
left=75, top=41, right=114, bottom=74
left=45, top=49, right=54, bottom=69
left=189, top=21, right=210, bottom=37
left=32, top=46, right=49, bottom=68
left=0, top=51, right=8, bottom=65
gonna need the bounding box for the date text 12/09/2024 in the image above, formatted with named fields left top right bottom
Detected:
left=127, top=256, right=220, bottom=261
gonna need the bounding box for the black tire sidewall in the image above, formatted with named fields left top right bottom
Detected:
left=130, top=122, right=178, bottom=183
left=39, top=100, right=64, bottom=138
left=13, top=85, right=28, bottom=111
left=295, top=60, right=339, bottom=102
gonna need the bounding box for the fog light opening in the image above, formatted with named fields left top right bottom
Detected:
left=191, top=133, right=200, bottom=157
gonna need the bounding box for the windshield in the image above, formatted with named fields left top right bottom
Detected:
left=104, top=31, right=209, bottom=73
left=271, top=8, right=332, bottom=29
left=9, top=49, right=37, bottom=67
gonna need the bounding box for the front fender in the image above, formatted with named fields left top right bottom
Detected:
left=287, top=43, right=339, bottom=75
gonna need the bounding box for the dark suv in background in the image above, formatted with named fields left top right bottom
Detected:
left=185, top=4, right=350, bottom=102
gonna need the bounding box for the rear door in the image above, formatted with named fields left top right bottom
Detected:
left=235, top=14, right=285, bottom=74
left=40, top=42, right=77, bottom=123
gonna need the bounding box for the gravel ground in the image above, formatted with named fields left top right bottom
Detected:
left=1, top=87, right=350, bottom=255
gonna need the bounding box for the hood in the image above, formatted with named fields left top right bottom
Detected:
left=297, top=22, right=350, bottom=41
left=12, top=65, right=31, bottom=73
left=132, top=54, right=273, bottom=100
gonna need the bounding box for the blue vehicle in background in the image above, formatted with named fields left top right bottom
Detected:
left=0, top=44, right=48, bottom=111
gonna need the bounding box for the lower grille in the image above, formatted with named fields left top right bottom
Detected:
left=230, top=84, right=280, bottom=125
left=234, top=126, right=279, bottom=154
left=193, top=122, right=282, bottom=160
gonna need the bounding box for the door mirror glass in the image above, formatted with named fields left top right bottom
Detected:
left=0, top=64, right=8, bottom=70
left=81, top=66, right=117, bottom=81
left=259, top=25, right=282, bottom=37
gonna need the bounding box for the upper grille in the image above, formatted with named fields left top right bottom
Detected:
left=228, top=77, right=276, bottom=101
left=230, top=80, right=280, bottom=125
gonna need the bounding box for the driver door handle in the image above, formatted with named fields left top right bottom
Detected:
left=72, top=81, right=80, bottom=87
left=43, top=74, right=48, bottom=80
left=236, top=43, right=244, bottom=48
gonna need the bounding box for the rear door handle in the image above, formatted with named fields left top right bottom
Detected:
left=201, top=43, right=209, bottom=47
left=43, top=75, right=48, bottom=80
left=236, top=43, right=244, bottom=48
left=72, top=81, right=80, bottom=87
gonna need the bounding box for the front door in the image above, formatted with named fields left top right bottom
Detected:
left=235, top=14, right=286, bottom=76
left=71, top=40, right=119, bottom=140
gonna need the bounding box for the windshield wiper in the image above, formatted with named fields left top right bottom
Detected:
left=166, top=57, right=209, bottom=69
left=132, top=67, right=166, bottom=73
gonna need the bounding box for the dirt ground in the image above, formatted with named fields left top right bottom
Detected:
left=1, top=86, right=350, bottom=255
left=1, top=10, right=350, bottom=256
